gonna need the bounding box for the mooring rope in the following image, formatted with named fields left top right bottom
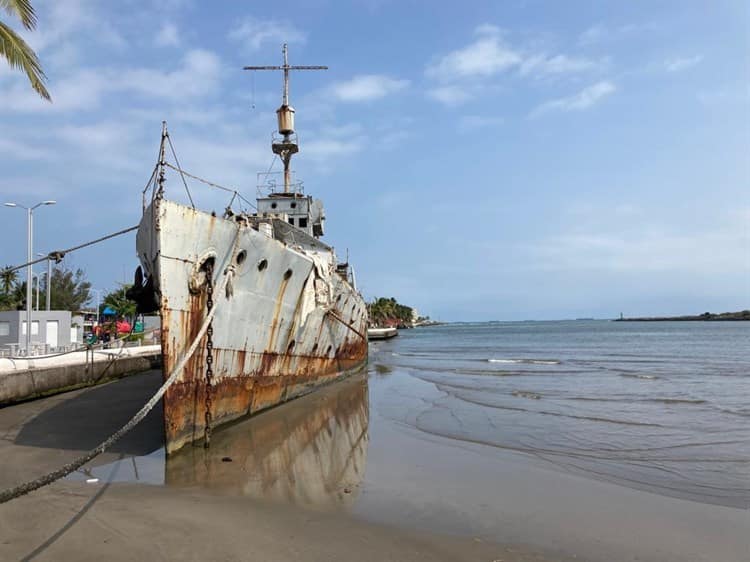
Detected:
left=0, top=228, right=241, bottom=504
left=5, top=225, right=139, bottom=274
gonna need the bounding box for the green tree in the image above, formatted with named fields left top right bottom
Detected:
left=0, top=266, right=19, bottom=310
left=44, top=266, right=91, bottom=311
left=4, top=280, right=27, bottom=310
left=102, top=284, right=136, bottom=320
left=1, top=0, right=50, bottom=99
left=1, top=266, right=17, bottom=293
left=367, top=296, right=413, bottom=327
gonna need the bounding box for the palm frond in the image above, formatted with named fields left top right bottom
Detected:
left=0, top=0, right=36, bottom=30
left=0, top=20, right=50, bottom=100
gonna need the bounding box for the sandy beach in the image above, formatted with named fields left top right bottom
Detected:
left=0, top=371, right=572, bottom=562
left=0, top=354, right=747, bottom=561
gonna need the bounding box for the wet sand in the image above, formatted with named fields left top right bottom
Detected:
left=0, top=368, right=747, bottom=561
left=0, top=371, right=570, bottom=562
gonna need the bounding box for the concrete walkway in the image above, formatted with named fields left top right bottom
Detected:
left=0, top=345, right=161, bottom=404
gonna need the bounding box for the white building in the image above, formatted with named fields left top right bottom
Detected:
left=0, top=310, right=78, bottom=354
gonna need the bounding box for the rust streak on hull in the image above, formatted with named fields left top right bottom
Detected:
left=164, top=347, right=367, bottom=455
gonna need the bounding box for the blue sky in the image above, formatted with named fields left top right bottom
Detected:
left=0, top=0, right=747, bottom=321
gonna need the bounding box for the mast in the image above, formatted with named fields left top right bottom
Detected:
left=244, top=44, right=327, bottom=193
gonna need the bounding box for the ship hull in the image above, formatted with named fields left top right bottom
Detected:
left=136, top=199, right=368, bottom=454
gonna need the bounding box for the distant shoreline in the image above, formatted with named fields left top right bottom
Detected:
left=615, top=310, right=750, bottom=322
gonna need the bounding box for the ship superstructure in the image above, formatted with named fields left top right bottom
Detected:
left=130, top=45, right=368, bottom=454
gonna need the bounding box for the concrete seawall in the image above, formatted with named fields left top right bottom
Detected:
left=0, top=346, right=162, bottom=405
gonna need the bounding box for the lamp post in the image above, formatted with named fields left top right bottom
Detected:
left=4, top=201, right=56, bottom=353
left=37, top=252, right=52, bottom=311
left=31, top=273, right=40, bottom=310
left=91, top=288, right=103, bottom=322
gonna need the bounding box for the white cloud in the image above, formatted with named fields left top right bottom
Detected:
left=301, top=124, right=367, bottom=168
left=330, top=74, right=408, bottom=102
left=120, top=49, right=223, bottom=100
left=229, top=17, right=306, bottom=51
left=54, top=120, right=148, bottom=172
left=578, top=21, right=660, bottom=46
left=475, top=23, right=502, bottom=36
left=425, top=24, right=603, bottom=106
left=427, top=85, right=473, bottom=105
left=697, top=85, right=750, bottom=106
left=664, top=55, right=703, bottom=72
left=457, top=115, right=504, bottom=133
left=0, top=68, right=105, bottom=112
left=0, top=139, right=56, bottom=161
left=0, top=49, right=223, bottom=112
left=305, top=137, right=364, bottom=158
left=578, top=24, right=607, bottom=46
left=426, top=26, right=522, bottom=81
left=27, top=0, right=125, bottom=55
left=155, top=22, right=180, bottom=47
left=520, top=54, right=600, bottom=76
left=530, top=81, right=616, bottom=117
left=524, top=207, right=749, bottom=274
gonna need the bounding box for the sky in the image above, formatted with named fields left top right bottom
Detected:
left=0, top=0, right=748, bottom=321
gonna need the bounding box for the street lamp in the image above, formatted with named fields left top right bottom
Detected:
left=90, top=288, right=103, bottom=321
left=4, top=200, right=56, bottom=354
left=31, top=273, right=40, bottom=311
left=37, top=252, right=52, bottom=311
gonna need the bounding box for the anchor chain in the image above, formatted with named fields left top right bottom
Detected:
left=204, top=261, right=215, bottom=447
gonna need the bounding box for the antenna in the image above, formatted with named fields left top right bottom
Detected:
left=244, top=44, right=328, bottom=193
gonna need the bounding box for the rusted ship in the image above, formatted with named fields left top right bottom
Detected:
left=129, top=45, right=368, bottom=454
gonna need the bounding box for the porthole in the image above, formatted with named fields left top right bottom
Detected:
left=284, top=269, right=293, bottom=280
left=311, top=343, right=319, bottom=353
left=336, top=295, right=342, bottom=303
left=290, top=202, right=297, bottom=209
left=258, top=259, right=268, bottom=271
left=326, top=345, right=332, bottom=355
left=271, top=202, right=277, bottom=209
left=236, top=250, right=247, bottom=265
left=287, top=340, right=295, bottom=353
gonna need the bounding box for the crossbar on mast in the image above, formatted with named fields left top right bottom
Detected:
left=243, top=44, right=327, bottom=193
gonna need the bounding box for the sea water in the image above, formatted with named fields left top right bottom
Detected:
left=371, top=320, right=749, bottom=509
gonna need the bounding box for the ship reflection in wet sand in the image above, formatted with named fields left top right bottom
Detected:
left=165, top=375, right=369, bottom=508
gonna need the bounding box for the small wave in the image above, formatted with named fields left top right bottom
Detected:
left=567, top=396, right=706, bottom=405
left=619, top=373, right=659, bottom=380
left=648, top=398, right=706, bottom=405
left=512, top=390, right=542, bottom=400
left=487, top=358, right=560, bottom=365
left=447, top=392, right=664, bottom=427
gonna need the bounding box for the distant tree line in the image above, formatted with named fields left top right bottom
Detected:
left=102, top=283, right=136, bottom=319
left=0, top=264, right=141, bottom=329
left=0, top=265, right=92, bottom=311
left=367, top=297, right=414, bottom=328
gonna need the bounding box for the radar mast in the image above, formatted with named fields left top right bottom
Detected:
left=244, top=44, right=328, bottom=193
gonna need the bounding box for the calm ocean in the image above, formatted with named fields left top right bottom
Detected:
left=370, top=320, right=750, bottom=509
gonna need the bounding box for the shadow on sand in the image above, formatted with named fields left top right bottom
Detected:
left=13, top=370, right=165, bottom=456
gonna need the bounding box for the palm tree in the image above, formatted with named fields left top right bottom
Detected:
left=1, top=266, right=17, bottom=294
left=0, top=0, right=50, bottom=100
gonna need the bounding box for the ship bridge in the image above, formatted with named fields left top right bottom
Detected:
left=256, top=192, right=325, bottom=238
